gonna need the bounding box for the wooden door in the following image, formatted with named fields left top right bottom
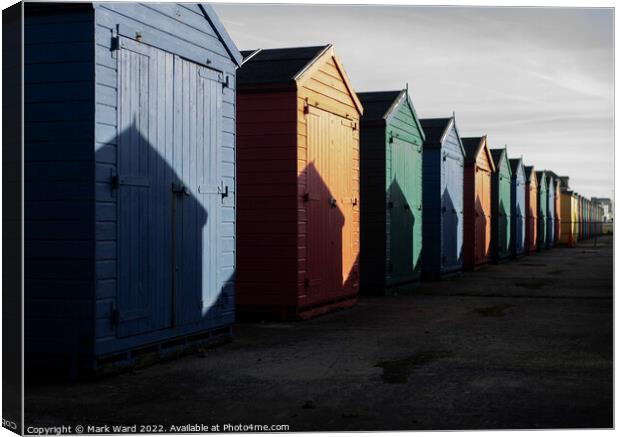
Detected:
left=306, top=107, right=356, bottom=301
left=116, top=37, right=173, bottom=337
left=389, top=137, right=416, bottom=281
left=173, top=57, right=223, bottom=327
left=442, top=153, right=462, bottom=270
left=116, top=37, right=224, bottom=336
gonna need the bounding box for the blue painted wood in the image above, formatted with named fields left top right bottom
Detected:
left=510, top=159, right=526, bottom=256
left=24, top=4, right=96, bottom=372
left=421, top=117, right=465, bottom=277
left=24, top=3, right=238, bottom=374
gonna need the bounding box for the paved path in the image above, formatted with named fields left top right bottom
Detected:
left=26, top=236, right=613, bottom=430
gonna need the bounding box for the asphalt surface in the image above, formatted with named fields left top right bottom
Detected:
left=25, top=236, right=613, bottom=431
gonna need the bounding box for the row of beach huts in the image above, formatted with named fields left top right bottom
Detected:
left=23, top=3, right=606, bottom=375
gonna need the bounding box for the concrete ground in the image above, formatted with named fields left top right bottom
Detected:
left=25, top=236, right=613, bottom=431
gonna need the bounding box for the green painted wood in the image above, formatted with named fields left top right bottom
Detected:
left=385, top=95, right=424, bottom=285
left=497, top=156, right=512, bottom=259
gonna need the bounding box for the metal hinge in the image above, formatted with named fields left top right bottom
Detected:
left=111, top=305, right=119, bottom=326
left=111, top=35, right=120, bottom=51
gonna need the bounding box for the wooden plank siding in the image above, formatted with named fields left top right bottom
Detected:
left=384, top=98, right=424, bottom=287
left=236, top=46, right=361, bottom=320
left=421, top=120, right=465, bottom=278
left=463, top=138, right=494, bottom=270
left=24, top=4, right=96, bottom=370
left=297, top=52, right=360, bottom=312
left=236, top=90, right=299, bottom=308
left=359, top=126, right=387, bottom=292
left=93, top=3, right=238, bottom=356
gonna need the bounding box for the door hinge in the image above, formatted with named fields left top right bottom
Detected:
left=111, top=35, right=120, bottom=51
left=222, top=75, right=229, bottom=89
left=218, top=184, right=229, bottom=199
left=111, top=305, right=119, bottom=326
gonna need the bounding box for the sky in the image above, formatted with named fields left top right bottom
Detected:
left=213, top=4, right=614, bottom=199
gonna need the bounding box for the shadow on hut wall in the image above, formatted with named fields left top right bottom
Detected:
left=440, top=185, right=463, bottom=269
left=474, top=195, right=489, bottom=265
left=95, top=121, right=234, bottom=364
left=298, top=161, right=359, bottom=316
left=386, top=177, right=418, bottom=284
left=513, top=202, right=524, bottom=253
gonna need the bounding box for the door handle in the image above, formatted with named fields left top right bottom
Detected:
left=218, top=184, right=229, bottom=199
left=172, top=182, right=190, bottom=196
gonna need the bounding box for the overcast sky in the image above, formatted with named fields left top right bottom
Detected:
left=213, top=4, right=614, bottom=199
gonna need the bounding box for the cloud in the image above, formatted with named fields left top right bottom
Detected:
left=214, top=4, right=613, bottom=198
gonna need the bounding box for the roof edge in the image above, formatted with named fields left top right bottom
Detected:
left=295, top=45, right=364, bottom=115
left=198, top=4, right=243, bottom=67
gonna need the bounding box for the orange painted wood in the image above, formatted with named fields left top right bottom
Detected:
left=236, top=46, right=361, bottom=320
left=463, top=136, right=494, bottom=270
left=525, top=167, right=538, bottom=254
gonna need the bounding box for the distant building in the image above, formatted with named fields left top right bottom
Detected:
left=592, top=197, right=613, bottom=222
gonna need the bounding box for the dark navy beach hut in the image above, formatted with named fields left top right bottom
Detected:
left=509, top=158, right=526, bottom=257
left=358, top=89, right=425, bottom=293
left=490, top=147, right=512, bottom=263
left=420, top=116, right=466, bottom=278
left=24, top=3, right=241, bottom=375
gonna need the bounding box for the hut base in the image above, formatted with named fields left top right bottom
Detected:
left=27, top=325, right=233, bottom=381
left=421, top=268, right=463, bottom=281
left=237, top=294, right=358, bottom=322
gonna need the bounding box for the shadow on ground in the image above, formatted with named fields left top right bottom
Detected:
left=25, top=237, right=613, bottom=430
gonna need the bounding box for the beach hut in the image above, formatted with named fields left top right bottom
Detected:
left=554, top=177, right=562, bottom=245
left=524, top=166, right=538, bottom=254
left=490, top=148, right=512, bottom=263
left=546, top=172, right=555, bottom=248
left=509, top=158, right=526, bottom=257
left=579, top=194, right=585, bottom=240
left=587, top=199, right=592, bottom=239
left=462, top=136, right=495, bottom=270
left=560, top=190, right=577, bottom=247
left=24, top=2, right=242, bottom=375
left=536, top=171, right=548, bottom=250
left=358, top=89, right=425, bottom=293
left=420, top=116, right=466, bottom=278
left=236, top=45, right=363, bottom=320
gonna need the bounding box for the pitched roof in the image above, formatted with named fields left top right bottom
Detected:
left=238, top=45, right=330, bottom=86
left=419, top=118, right=452, bottom=147
left=524, top=165, right=536, bottom=182
left=358, top=89, right=425, bottom=140
left=535, top=171, right=546, bottom=186
left=509, top=158, right=523, bottom=176
left=462, top=137, right=484, bottom=163
left=357, top=91, right=402, bottom=121
left=198, top=4, right=243, bottom=66
left=490, top=148, right=505, bottom=168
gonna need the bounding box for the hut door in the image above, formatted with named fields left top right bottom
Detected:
left=442, top=154, right=460, bottom=269
left=474, top=168, right=486, bottom=264
left=306, top=107, right=356, bottom=299
left=116, top=38, right=174, bottom=337
left=173, top=57, right=223, bottom=327
left=116, top=38, right=224, bottom=337
left=389, top=137, right=416, bottom=280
